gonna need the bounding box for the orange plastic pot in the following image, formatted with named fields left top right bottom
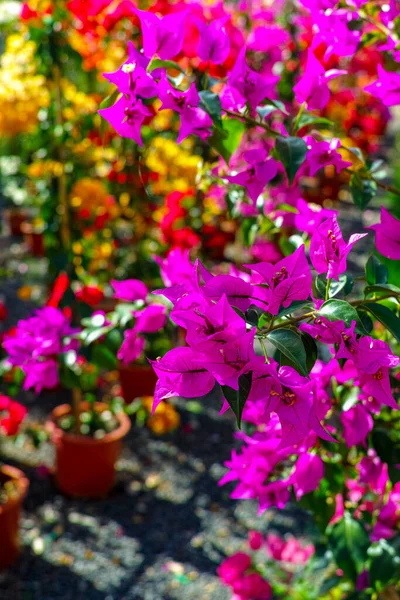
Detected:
left=49, top=403, right=131, bottom=498
left=0, top=465, right=29, bottom=570
left=118, top=364, right=158, bottom=403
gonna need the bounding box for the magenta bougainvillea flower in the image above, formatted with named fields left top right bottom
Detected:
left=117, top=329, right=145, bottom=365
left=309, top=216, right=367, bottom=280
left=98, top=96, right=152, bottom=145
left=247, top=244, right=312, bottom=315
left=305, top=137, right=352, bottom=176
left=291, top=452, right=324, bottom=500
left=177, top=105, right=213, bottom=143
left=227, top=149, right=279, bottom=204
left=111, top=279, right=148, bottom=302
left=341, top=404, right=373, bottom=447
left=133, top=8, right=188, bottom=60
left=221, top=48, right=278, bottom=112
left=195, top=16, right=231, bottom=64
left=295, top=198, right=338, bottom=235
left=367, top=206, right=400, bottom=260
left=293, top=50, right=346, bottom=110
left=364, top=65, right=400, bottom=107
left=134, top=304, right=167, bottom=334
left=150, top=347, right=216, bottom=411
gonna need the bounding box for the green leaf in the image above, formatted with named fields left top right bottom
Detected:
left=300, top=331, right=318, bottom=373
left=368, top=539, right=400, bottom=590
left=267, top=329, right=308, bottom=376
left=315, top=274, right=351, bottom=299
left=297, top=114, right=334, bottom=130
left=209, top=118, right=245, bottom=164
left=275, top=136, right=308, bottom=184
left=245, top=305, right=264, bottom=327
left=91, top=344, right=118, bottom=370
left=362, top=302, right=400, bottom=343
left=80, top=325, right=111, bottom=346
left=365, top=255, right=388, bottom=285
left=364, top=283, right=400, bottom=297
left=327, top=513, right=370, bottom=581
left=350, top=173, right=378, bottom=209
left=199, top=90, right=222, bottom=127
left=356, top=309, right=373, bottom=333
left=275, top=300, right=313, bottom=319
left=371, top=428, right=399, bottom=465
left=147, top=58, right=185, bottom=73
left=105, top=329, right=123, bottom=353
left=257, top=99, right=289, bottom=116
left=241, top=218, right=258, bottom=247
left=99, top=88, right=120, bottom=110
left=319, top=299, right=365, bottom=334
left=221, top=372, right=253, bottom=428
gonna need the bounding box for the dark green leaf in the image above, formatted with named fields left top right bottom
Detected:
left=365, top=255, right=388, bottom=285
left=371, top=428, right=398, bottom=465
left=222, top=372, right=253, bottom=428
left=350, top=173, right=377, bottom=210
left=199, top=90, right=222, bottom=127
left=319, top=299, right=365, bottom=333
left=276, top=300, right=313, bottom=319
left=362, top=302, right=400, bottom=343
left=328, top=513, right=369, bottom=580
left=209, top=118, right=245, bottom=164
left=275, top=136, right=308, bottom=184
left=105, top=329, right=123, bottom=353
left=315, top=274, right=350, bottom=299
left=91, top=344, right=118, bottom=370
left=368, top=539, right=400, bottom=590
left=300, top=331, right=318, bottom=373
left=356, top=309, right=373, bottom=333
left=245, top=305, right=264, bottom=327
left=267, top=329, right=308, bottom=376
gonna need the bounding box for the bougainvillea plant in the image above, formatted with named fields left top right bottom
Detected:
left=95, top=2, right=400, bottom=597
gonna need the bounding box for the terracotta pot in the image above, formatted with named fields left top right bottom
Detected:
left=5, top=209, right=29, bottom=237
left=119, top=364, right=158, bottom=402
left=0, top=465, right=29, bottom=570
left=22, top=223, right=45, bottom=257
left=49, top=403, right=131, bottom=498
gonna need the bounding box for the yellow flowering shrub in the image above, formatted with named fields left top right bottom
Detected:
left=0, top=34, right=50, bottom=136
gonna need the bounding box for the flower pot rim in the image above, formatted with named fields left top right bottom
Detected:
left=49, top=402, right=131, bottom=446
left=0, top=465, right=29, bottom=517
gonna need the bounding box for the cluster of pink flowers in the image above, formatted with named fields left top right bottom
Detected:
left=150, top=217, right=399, bottom=452
left=2, top=307, right=77, bottom=394
left=218, top=531, right=314, bottom=599
left=110, top=279, right=167, bottom=365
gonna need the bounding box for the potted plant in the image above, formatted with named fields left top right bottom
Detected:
left=0, top=395, right=29, bottom=570
left=80, top=278, right=172, bottom=402
left=2, top=306, right=131, bottom=498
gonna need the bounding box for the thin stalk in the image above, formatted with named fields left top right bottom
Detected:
left=292, top=101, right=306, bottom=134
left=325, top=278, right=331, bottom=301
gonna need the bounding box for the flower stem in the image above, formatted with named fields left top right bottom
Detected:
left=223, top=109, right=279, bottom=137
left=292, top=101, right=307, bottom=134
left=325, top=278, right=331, bottom=301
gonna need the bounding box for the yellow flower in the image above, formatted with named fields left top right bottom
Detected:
left=142, top=396, right=181, bottom=435
left=0, top=34, right=50, bottom=136
left=70, top=178, right=109, bottom=212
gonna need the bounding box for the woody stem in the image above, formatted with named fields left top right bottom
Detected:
left=223, top=109, right=279, bottom=137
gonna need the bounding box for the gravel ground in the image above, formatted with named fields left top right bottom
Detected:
left=0, top=198, right=378, bottom=599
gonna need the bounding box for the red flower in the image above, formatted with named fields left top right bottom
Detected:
left=0, top=396, right=27, bottom=436
left=0, top=301, right=7, bottom=321
left=47, top=272, right=70, bottom=308
left=75, top=285, right=104, bottom=306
